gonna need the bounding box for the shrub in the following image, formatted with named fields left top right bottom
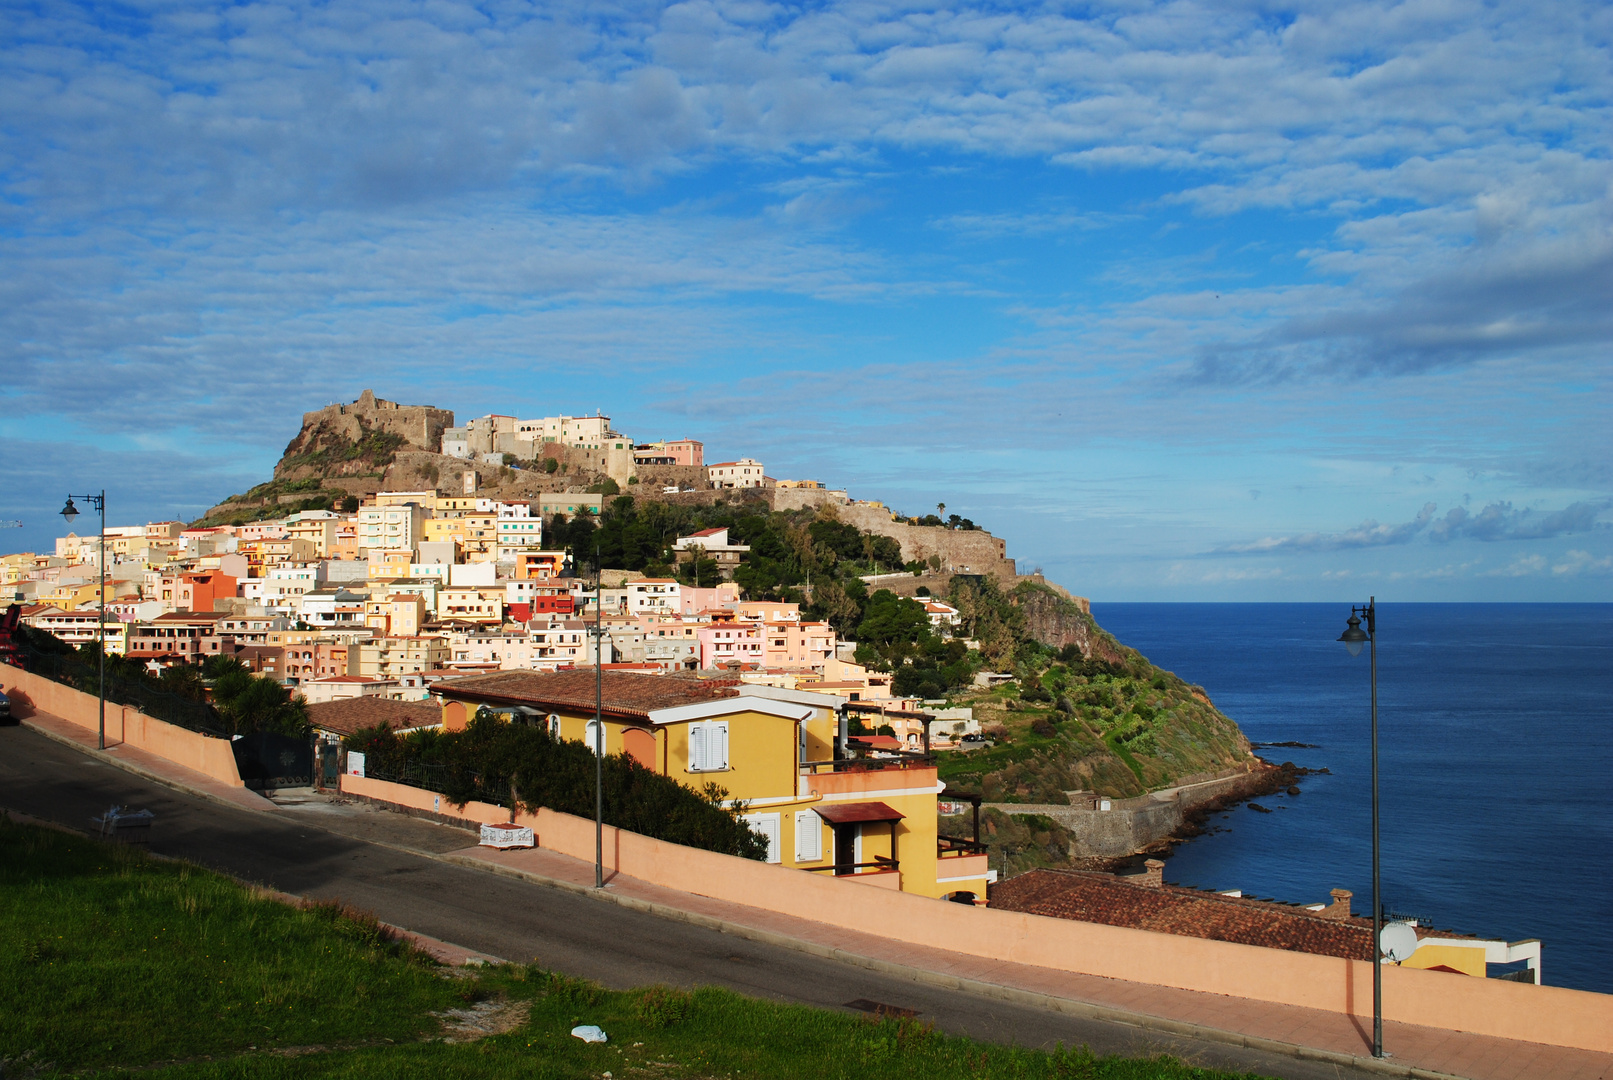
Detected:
left=345, top=716, right=767, bottom=860
left=631, top=986, right=693, bottom=1028
left=1030, top=718, right=1057, bottom=738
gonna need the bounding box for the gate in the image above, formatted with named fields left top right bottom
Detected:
left=232, top=732, right=313, bottom=789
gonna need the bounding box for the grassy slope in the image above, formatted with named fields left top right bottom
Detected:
left=938, top=671, right=1253, bottom=803
left=1, top=818, right=1274, bottom=1080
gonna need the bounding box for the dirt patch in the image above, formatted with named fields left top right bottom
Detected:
left=434, top=996, right=530, bottom=1042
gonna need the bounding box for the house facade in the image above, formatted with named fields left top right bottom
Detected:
left=431, top=670, right=988, bottom=902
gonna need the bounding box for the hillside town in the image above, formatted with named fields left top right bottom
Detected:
left=2, top=395, right=980, bottom=750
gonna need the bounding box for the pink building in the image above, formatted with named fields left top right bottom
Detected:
left=697, top=622, right=763, bottom=670
left=633, top=439, right=703, bottom=468
left=761, top=620, right=836, bottom=670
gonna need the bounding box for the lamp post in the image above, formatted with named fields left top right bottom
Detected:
left=1338, top=597, right=1383, bottom=1058
left=60, top=492, right=107, bottom=751
left=594, top=539, right=604, bottom=889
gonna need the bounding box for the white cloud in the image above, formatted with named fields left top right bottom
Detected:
left=1552, top=550, right=1613, bottom=576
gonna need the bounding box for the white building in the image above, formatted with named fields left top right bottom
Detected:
left=357, top=503, right=424, bottom=554
left=707, top=459, right=768, bottom=489
left=626, top=579, right=680, bottom=616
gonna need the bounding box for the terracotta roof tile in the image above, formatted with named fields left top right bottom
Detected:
left=306, top=697, right=441, bottom=736
left=435, top=669, right=740, bottom=719
left=990, top=869, right=1377, bottom=961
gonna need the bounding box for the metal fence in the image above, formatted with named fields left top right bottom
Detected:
left=19, top=645, right=229, bottom=738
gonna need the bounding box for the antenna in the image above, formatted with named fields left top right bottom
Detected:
left=1379, top=921, right=1419, bottom=963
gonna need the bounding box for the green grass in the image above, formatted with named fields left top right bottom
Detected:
left=2, top=818, right=1275, bottom=1080
left=0, top=818, right=459, bottom=1072
left=84, top=976, right=1274, bottom=1080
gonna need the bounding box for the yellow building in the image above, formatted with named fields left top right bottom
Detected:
left=433, top=671, right=990, bottom=903
left=422, top=518, right=469, bottom=546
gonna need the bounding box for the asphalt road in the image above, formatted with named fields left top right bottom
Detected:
left=1, top=723, right=1387, bottom=1080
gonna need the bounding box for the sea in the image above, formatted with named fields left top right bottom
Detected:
left=1087, top=603, right=1613, bottom=995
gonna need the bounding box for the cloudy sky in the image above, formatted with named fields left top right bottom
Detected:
left=3, top=0, right=1609, bottom=600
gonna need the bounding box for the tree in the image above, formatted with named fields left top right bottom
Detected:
left=856, top=590, right=931, bottom=649
left=937, top=502, right=946, bottom=518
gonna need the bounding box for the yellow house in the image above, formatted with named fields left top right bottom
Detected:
left=434, top=670, right=990, bottom=903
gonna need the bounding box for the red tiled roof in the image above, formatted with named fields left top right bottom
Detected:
left=434, top=669, right=741, bottom=719
left=306, top=697, right=440, bottom=736
left=989, top=869, right=1377, bottom=961
left=815, top=801, right=904, bottom=824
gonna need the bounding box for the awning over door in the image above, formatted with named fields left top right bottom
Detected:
left=815, top=801, right=904, bottom=825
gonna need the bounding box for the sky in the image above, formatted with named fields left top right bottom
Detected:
left=2, top=0, right=1610, bottom=601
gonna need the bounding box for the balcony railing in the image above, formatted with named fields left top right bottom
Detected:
left=799, top=751, right=936, bottom=775
left=937, top=834, right=987, bottom=856
left=802, top=856, right=899, bottom=875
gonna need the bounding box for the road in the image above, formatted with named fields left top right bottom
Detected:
left=1, top=723, right=1387, bottom=1080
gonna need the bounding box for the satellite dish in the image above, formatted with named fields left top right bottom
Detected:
left=1379, top=921, right=1419, bottom=963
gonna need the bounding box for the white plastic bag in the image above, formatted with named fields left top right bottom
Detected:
left=570, top=1024, right=607, bottom=1043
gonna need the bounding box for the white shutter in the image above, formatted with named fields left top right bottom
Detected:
left=689, top=723, right=708, bottom=771
left=715, top=722, right=729, bottom=770
left=744, top=813, right=781, bottom=863
left=584, top=719, right=601, bottom=756
left=795, top=810, right=822, bottom=862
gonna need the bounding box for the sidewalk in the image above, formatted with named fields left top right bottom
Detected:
left=446, top=844, right=1608, bottom=1080
left=19, top=710, right=279, bottom=815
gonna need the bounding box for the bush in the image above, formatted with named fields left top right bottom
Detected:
left=346, top=715, right=767, bottom=860
left=1030, top=718, right=1057, bottom=738
left=631, top=985, right=693, bottom=1028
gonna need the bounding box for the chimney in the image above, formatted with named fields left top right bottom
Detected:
left=1139, top=858, right=1165, bottom=888
left=1321, top=888, right=1352, bottom=920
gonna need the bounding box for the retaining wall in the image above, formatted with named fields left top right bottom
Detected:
left=1, top=666, right=243, bottom=788
left=990, top=768, right=1259, bottom=856
left=341, top=772, right=1612, bottom=1053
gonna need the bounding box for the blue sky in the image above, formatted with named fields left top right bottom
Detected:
left=2, top=0, right=1610, bottom=601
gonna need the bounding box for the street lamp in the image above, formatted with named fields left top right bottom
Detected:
left=593, top=538, right=605, bottom=889
left=60, top=492, right=107, bottom=751
left=1338, top=597, right=1383, bottom=1058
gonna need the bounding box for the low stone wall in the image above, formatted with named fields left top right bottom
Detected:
left=990, top=768, right=1259, bottom=857
left=0, top=666, right=243, bottom=788
left=340, top=772, right=1613, bottom=1053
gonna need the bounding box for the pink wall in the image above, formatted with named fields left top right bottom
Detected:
left=3, top=666, right=243, bottom=788
left=341, top=773, right=1611, bottom=1054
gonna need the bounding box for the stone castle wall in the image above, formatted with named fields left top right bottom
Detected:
left=298, top=389, right=454, bottom=453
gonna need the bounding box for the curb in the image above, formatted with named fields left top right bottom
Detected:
left=19, top=717, right=280, bottom=816
left=9, top=727, right=1472, bottom=1080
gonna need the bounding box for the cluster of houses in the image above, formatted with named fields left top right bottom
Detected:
left=1, top=488, right=968, bottom=751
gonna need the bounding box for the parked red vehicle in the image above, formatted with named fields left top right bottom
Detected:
left=0, top=603, right=25, bottom=670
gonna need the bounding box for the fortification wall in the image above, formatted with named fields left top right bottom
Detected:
left=832, top=504, right=1017, bottom=582
left=298, top=390, right=454, bottom=453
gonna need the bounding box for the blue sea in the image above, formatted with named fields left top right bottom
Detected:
left=1088, top=603, right=1613, bottom=995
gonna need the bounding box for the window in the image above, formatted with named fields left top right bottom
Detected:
left=795, top=811, right=823, bottom=862
left=584, top=718, right=602, bottom=754
left=687, top=721, right=729, bottom=772
left=743, top=812, right=781, bottom=864
left=547, top=713, right=561, bottom=738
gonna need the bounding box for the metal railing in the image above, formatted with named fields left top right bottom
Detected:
left=802, top=856, right=899, bottom=875
left=18, top=644, right=229, bottom=737
left=800, top=751, right=936, bottom=774
left=937, top=835, right=987, bottom=855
